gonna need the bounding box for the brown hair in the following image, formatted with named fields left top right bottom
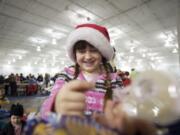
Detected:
left=73, top=40, right=113, bottom=105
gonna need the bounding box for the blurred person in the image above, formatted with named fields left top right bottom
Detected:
left=0, top=85, right=10, bottom=109
left=9, top=73, right=17, bottom=96
left=2, top=103, right=26, bottom=135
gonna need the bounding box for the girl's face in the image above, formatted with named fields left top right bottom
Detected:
left=75, top=42, right=102, bottom=73
left=11, top=115, right=21, bottom=126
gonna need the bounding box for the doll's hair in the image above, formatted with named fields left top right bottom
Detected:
left=73, top=40, right=112, bottom=103
left=10, top=103, right=24, bottom=116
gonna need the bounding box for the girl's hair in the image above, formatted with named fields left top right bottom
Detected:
left=73, top=40, right=112, bottom=103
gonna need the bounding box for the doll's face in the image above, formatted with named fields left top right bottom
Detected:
left=75, top=43, right=102, bottom=73
left=11, top=115, right=21, bottom=126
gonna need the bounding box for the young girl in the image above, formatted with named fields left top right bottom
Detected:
left=39, top=23, right=157, bottom=135
left=41, top=23, right=124, bottom=117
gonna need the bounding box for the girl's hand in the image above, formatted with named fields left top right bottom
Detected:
left=93, top=100, right=157, bottom=135
left=55, top=80, right=94, bottom=116
left=93, top=100, right=125, bottom=131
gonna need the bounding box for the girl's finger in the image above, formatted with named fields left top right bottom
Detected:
left=61, top=101, right=86, bottom=112
left=63, top=91, right=86, bottom=102
left=67, top=80, right=95, bottom=92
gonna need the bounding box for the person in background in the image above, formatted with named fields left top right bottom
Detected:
left=37, top=74, right=44, bottom=93
left=117, top=70, right=131, bottom=87
left=44, top=73, right=50, bottom=88
left=9, top=73, right=17, bottom=96
left=15, top=74, right=20, bottom=84
left=2, top=103, right=26, bottom=135
left=19, top=73, right=26, bottom=83
left=0, top=75, right=5, bottom=85
left=0, top=85, right=9, bottom=109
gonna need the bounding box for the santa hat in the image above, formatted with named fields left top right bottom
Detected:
left=66, top=23, right=114, bottom=62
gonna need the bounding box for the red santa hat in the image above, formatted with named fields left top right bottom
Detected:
left=66, top=23, right=114, bottom=62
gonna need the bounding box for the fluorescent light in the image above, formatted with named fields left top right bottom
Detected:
left=30, top=37, right=48, bottom=44
left=150, top=57, right=155, bottom=61
left=142, top=53, right=146, bottom=58
left=172, top=48, right=178, bottom=53
left=126, top=40, right=140, bottom=47
left=52, top=38, right=57, bottom=45
left=52, top=32, right=65, bottom=39
left=44, top=28, right=53, bottom=34
left=13, top=49, right=28, bottom=54
left=130, top=47, right=135, bottom=53
left=109, top=27, right=123, bottom=39
left=147, top=52, right=158, bottom=56
left=43, top=59, right=46, bottom=63
left=51, top=63, right=55, bottom=66
left=37, top=46, right=41, bottom=52
left=18, top=55, right=22, bottom=60
left=12, top=58, right=16, bottom=62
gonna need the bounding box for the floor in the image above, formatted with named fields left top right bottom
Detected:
left=5, top=95, right=48, bottom=113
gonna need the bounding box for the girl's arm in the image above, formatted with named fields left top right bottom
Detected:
left=40, top=79, right=65, bottom=119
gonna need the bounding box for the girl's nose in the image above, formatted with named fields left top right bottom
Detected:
left=84, top=51, right=92, bottom=59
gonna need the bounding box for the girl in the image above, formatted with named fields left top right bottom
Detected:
left=40, top=23, right=157, bottom=135
left=41, top=23, right=124, bottom=117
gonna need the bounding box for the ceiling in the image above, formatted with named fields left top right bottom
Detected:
left=0, top=0, right=179, bottom=75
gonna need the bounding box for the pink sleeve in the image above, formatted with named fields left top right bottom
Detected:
left=40, top=79, right=65, bottom=119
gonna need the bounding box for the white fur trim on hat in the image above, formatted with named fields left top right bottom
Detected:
left=66, top=27, right=114, bottom=62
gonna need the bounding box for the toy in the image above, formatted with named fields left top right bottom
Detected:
left=119, top=70, right=180, bottom=126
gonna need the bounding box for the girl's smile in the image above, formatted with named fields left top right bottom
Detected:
left=75, top=42, right=102, bottom=73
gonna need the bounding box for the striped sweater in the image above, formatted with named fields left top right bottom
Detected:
left=40, top=67, right=124, bottom=118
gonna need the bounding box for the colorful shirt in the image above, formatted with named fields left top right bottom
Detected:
left=40, top=67, right=124, bottom=118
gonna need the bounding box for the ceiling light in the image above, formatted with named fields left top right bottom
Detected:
left=37, top=46, right=41, bottom=52
left=43, top=59, right=46, bottom=63
left=51, top=63, right=55, bottom=66
left=159, top=32, right=177, bottom=48
left=52, top=32, right=65, bottom=39
left=53, top=56, right=56, bottom=60
left=150, top=57, right=154, bottom=61
left=109, top=27, right=123, bottom=39
left=18, top=55, right=22, bottom=60
left=158, top=33, right=167, bottom=39
left=30, top=37, right=48, bottom=44
left=34, top=61, right=38, bottom=65
left=8, top=61, right=11, bottom=64
left=147, top=52, right=158, bottom=56
left=142, top=53, right=146, bottom=58
left=44, top=28, right=53, bottom=34
left=172, top=48, right=178, bottom=53
left=52, top=38, right=57, bottom=45
left=130, top=48, right=134, bottom=53
left=12, top=58, right=16, bottom=62
left=13, top=49, right=28, bottom=54
left=126, top=40, right=140, bottom=47
left=157, top=59, right=162, bottom=63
